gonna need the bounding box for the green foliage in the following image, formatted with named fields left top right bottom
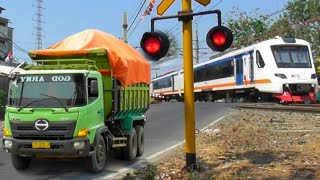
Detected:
left=270, top=0, right=320, bottom=57
left=226, top=0, right=320, bottom=57
left=165, top=30, right=178, bottom=58
left=147, top=164, right=157, bottom=180
left=226, top=8, right=271, bottom=48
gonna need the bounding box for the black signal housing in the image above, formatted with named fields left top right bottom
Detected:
left=206, top=26, right=233, bottom=52
left=140, top=31, right=170, bottom=61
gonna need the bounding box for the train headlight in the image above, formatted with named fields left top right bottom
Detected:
left=274, top=73, right=287, bottom=79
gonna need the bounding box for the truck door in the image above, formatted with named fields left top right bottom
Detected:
left=235, top=55, right=243, bottom=86
left=86, top=77, right=104, bottom=124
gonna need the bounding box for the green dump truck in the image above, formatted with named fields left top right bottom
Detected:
left=2, top=30, right=150, bottom=172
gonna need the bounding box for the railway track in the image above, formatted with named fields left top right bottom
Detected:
left=235, top=103, right=320, bottom=113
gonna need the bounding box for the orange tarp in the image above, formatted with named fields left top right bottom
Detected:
left=29, top=29, right=150, bottom=87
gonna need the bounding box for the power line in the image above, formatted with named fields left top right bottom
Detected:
left=127, top=0, right=146, bottom=34
left=128, top=0, right=145, bottom=23
left=0, top=31, right=29, bottom=54
left=173, top=0, right=223, bottom=37
left=128, top=19, right=142, bottom=40
left=167, top=4, right=202, bottom=33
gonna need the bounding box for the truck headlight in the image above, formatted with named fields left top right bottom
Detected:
left=73, top=141, right=85, bottom=150
left=4, top=140, right=13, bottom=148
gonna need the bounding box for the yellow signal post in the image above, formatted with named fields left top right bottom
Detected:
left=182, top=0, right=196, bottom=171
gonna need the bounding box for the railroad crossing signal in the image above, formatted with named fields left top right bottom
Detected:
left=157, top=0, right=175, bottom=16
left=143, top=1, right=233, bottom=171
left=206, top=26, right=233, bottom=51
left=140, top=31, right=170, bottom=61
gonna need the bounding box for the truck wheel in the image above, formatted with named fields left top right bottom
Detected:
left=124, top=128, right=137, bottom=160
left=135, top=125, right=144, bottom=156
left=86, top=136, right=107, bottom=172
left=11, top=154, right=31, bottom=170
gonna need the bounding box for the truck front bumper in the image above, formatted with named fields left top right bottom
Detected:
left=2, top=137, right=91, bottom=157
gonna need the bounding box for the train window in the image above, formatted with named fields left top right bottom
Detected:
left=271, top=45, right=311, bottom=68
left=194, top=60, right=234, bottom=83
left=153, top=76, right=172, bottom=89
left=256, top=51, right=265, bottom=68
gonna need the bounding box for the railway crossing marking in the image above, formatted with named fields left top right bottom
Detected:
left=157, top=0, right=175, bottom=16
left=194, top=0, right=210, bottom=6
left=157, top=0, right=210, bottom=15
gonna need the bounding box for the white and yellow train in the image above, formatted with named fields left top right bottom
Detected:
left=151, top=37, right=318, bottom=103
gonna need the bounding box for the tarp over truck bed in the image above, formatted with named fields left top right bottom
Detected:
left=29, top=29, right=150, bottom=87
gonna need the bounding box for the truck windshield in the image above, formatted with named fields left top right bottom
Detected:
left=271, top=45, right=312, bottom=68
left=8, top=73, right=86, bottom=108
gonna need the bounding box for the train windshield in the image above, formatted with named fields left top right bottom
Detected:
left=8, top=73, right=86, bottom=108
left=271, top=45, right=312, bottom=68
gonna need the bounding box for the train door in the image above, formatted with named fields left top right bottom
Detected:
left=174, top=70, right=183, bottom=96
left=243, top=53, right=254, bottom=85
left=235, top=55, right=243, bottom=86
left=249, top=54, right=254, bottom=83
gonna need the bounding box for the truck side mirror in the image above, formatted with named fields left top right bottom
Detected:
left=90, top=80, right=98, bottom=95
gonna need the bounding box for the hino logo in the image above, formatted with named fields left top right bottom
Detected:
left=34, top=119, right=49, bottom=131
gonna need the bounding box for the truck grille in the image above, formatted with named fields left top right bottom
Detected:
left=10, top=120, right=76, bottom=140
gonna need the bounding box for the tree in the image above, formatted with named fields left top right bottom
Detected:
left=225, top=0, right=320, bottom=58
left=269, top=0, right=320, bottom=57
left=226, top=8, right=271, bottom=48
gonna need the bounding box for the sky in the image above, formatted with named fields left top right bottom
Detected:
left=0, top=0, right=289, bottom=75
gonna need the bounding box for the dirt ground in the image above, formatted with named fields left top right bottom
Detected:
left=123, top=109, right=320, bottom=179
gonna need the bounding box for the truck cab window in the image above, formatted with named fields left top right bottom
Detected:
left=88, top=78, right=98, bottom=103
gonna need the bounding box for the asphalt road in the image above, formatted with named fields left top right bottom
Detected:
left=0, top=102, right=234, bottom=180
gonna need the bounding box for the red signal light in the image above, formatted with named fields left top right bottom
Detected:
left=206, top=26, right=233, bottom=52
left=145, top=37, right=161, bottom=54
left=140, top=31, right=170, bottom=61
left=212, top=31, right=226, bottom=46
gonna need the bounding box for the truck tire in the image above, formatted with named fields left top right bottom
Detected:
left=11, top=154, right=31, bottom=170
left=135, top=125, right=144, bottom=156
left=124, top=128, right=137, bottom=160
left=86, top=136, right=107, bottom=172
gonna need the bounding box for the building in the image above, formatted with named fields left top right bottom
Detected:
left=0, top=7, right=13, bottom=66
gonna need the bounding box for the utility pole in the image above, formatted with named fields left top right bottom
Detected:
left=194, top=23, right=199, bottom=64
left=182, top=0, right=196, bottom=171
left=123, top=12, right=128, bottom=43
left=34, top=0, right=44, bottom=50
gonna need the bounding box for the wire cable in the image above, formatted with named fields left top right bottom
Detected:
left=128, top=0, right=145, bottom=23
left=0, top=31, right=29, bottom=54
left=173, top=0, right=223, bottom=37
left=127, top=0, right=147, bottom=33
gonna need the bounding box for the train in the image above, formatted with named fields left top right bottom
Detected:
left=151, top=37, right=318, bottom=103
